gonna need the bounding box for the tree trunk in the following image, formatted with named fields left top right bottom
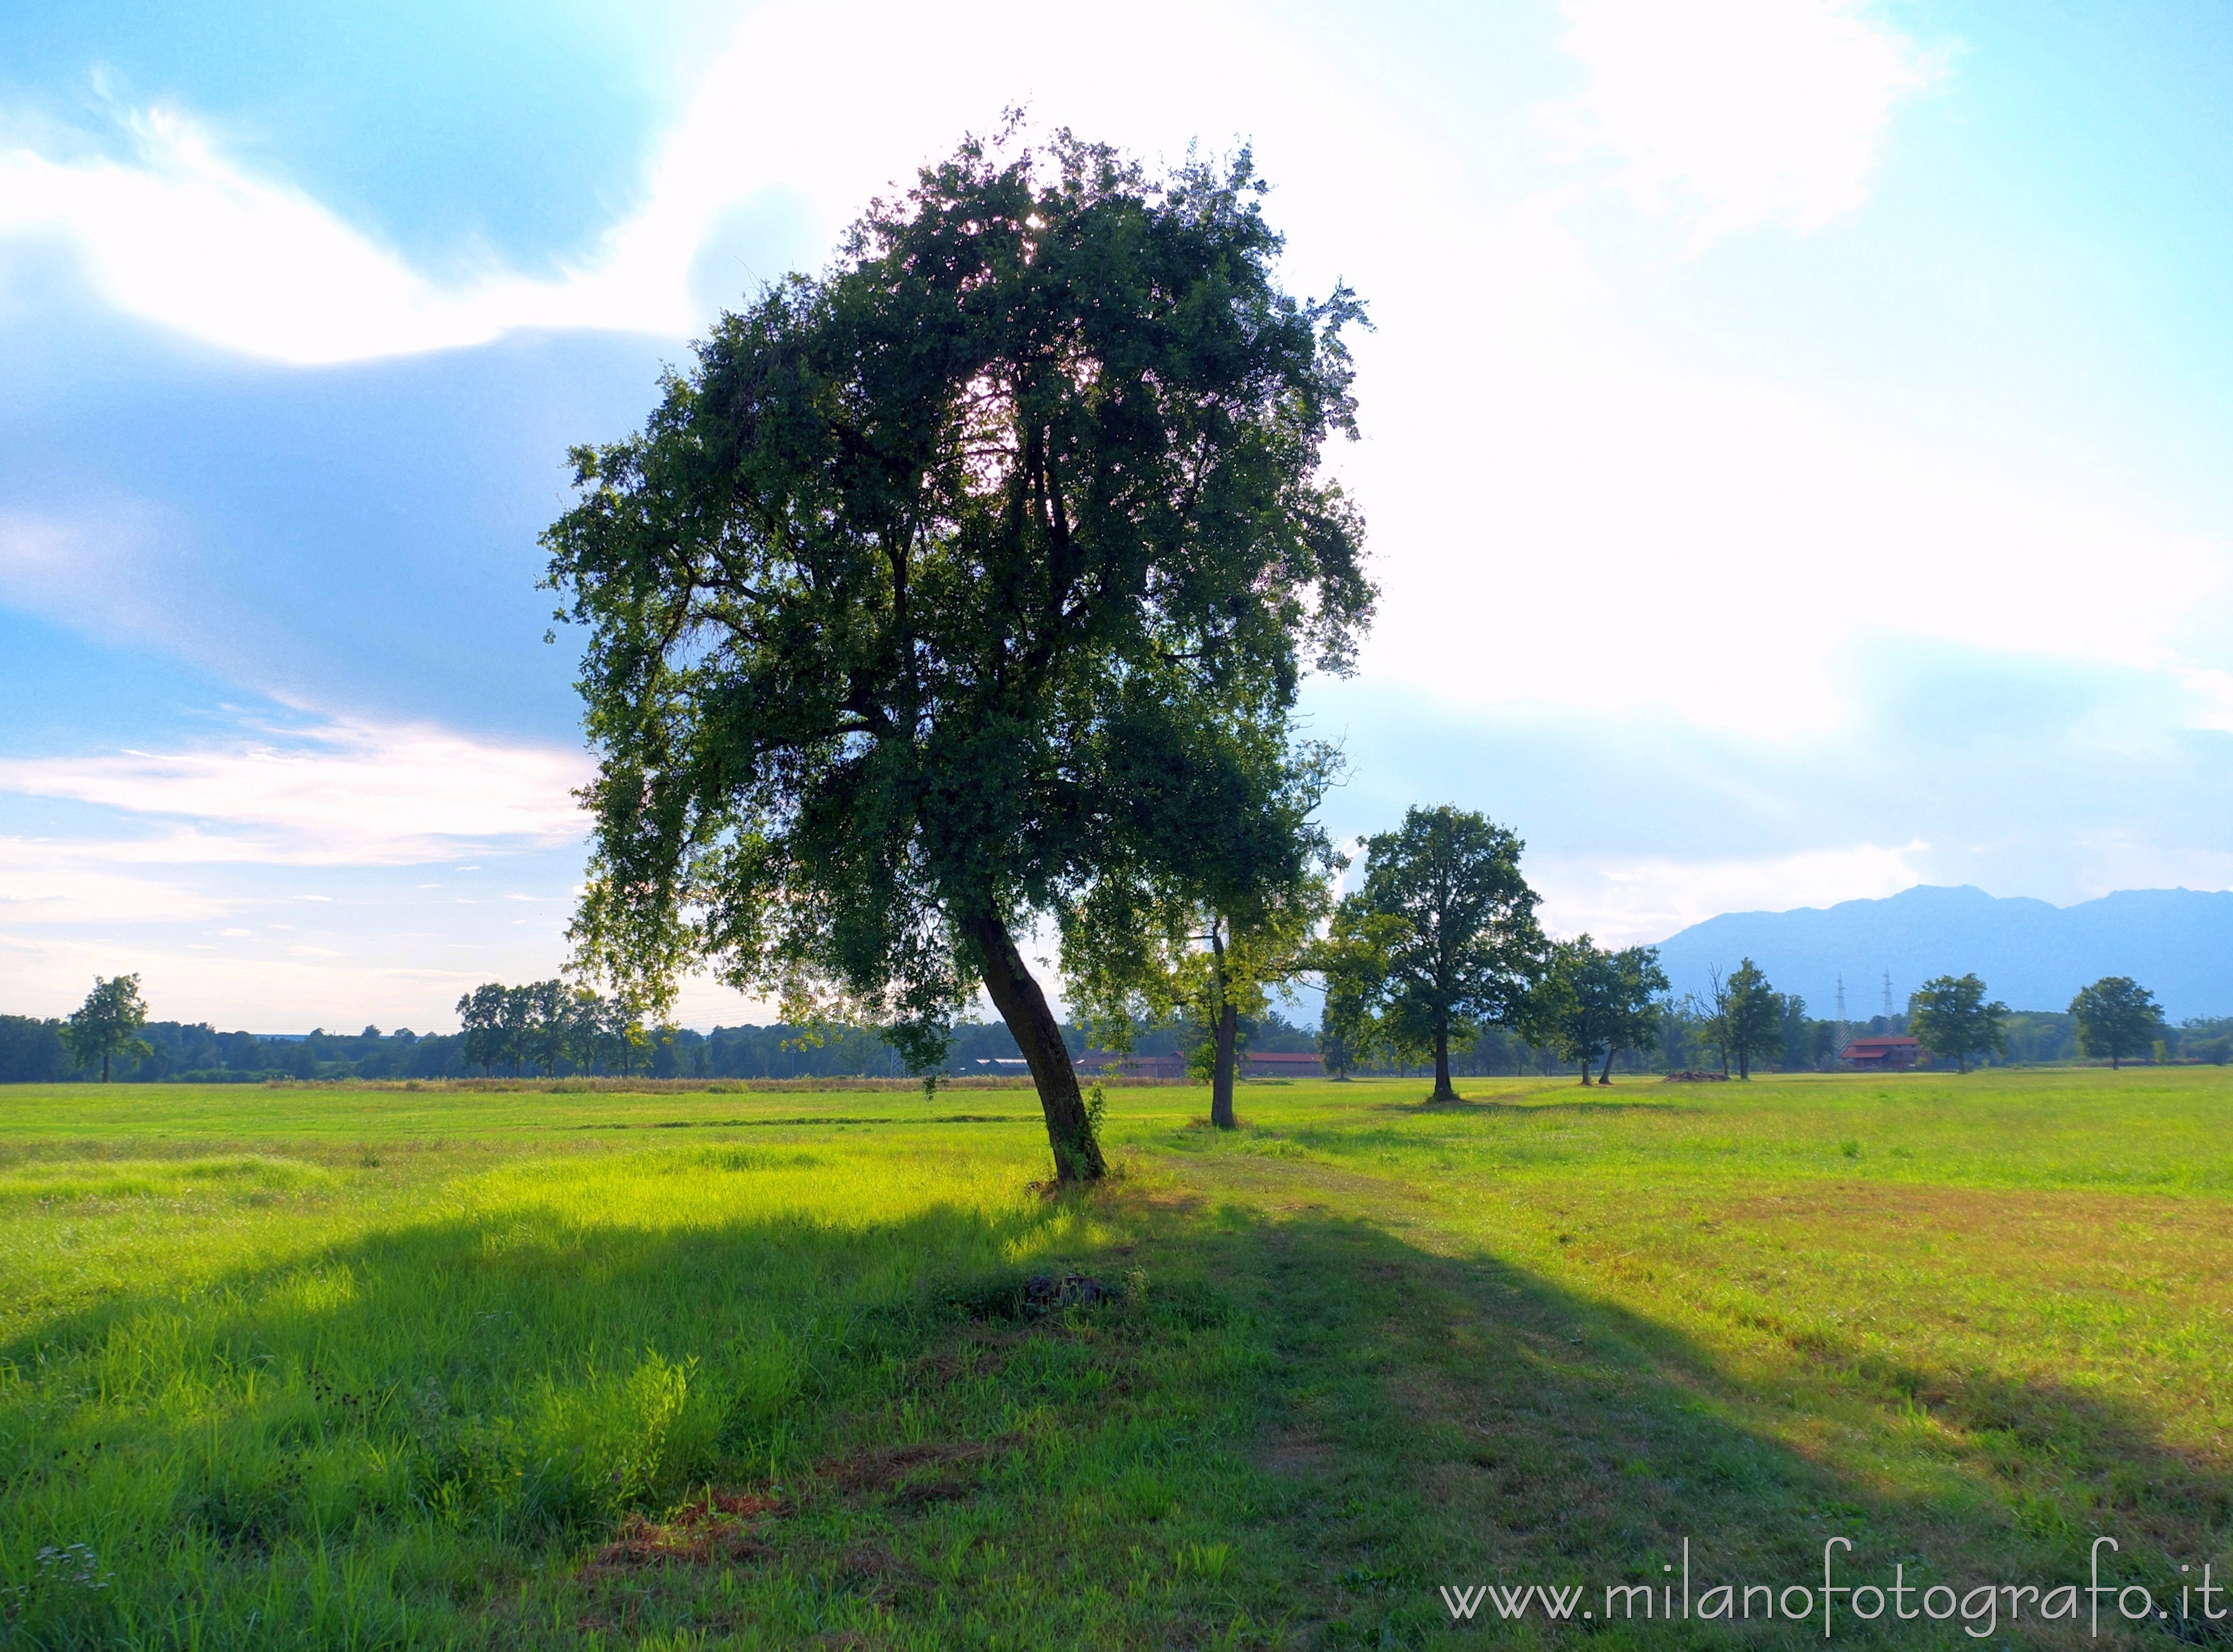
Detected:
left=1208, top=925, right=1238, bottom=1129
left=1432, top=1027, right=1456, bottom=1102
left=1211, top=1000, right=1238, bottom=1129
left=964, top=909, right=1105, bottom=1183
left=1599, top=1047, right=1616, bottom=1086
left=102, top=1050, right=111, bottom=1083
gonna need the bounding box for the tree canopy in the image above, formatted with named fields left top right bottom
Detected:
left=1908, top=973, right=2009, bottom=1073
left=543, top=129, right=1371, bottom=1181
left=1323, top=805, right=1544, bottom=1101
left=2069, top=975, right=2160, bottom=1069
left=63, top=973, right=151, bottom=1083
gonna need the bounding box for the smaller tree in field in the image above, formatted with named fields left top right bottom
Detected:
left=2069, top=976, right=2160, bottom=1069
left=1523, top=939, right=1670, bottom=1084
left=1908, top=974, right=2008, bottom=1073
left=64, top=974, right=151, bottom=1082
left=1061, top=740, right=1339, bottom=1130
left=456, top=983, right=507, bottom=1076
left=1702, top=959, right=1784, bottom=1079
left=598, top=995, right=643, bottom=1071
left=1328, top=805, right=1546, bottom=1102
left=522, top=979, right=569, bottom=1076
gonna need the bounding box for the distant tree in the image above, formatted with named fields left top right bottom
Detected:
left=1327, top=806, right=1546, bottom=1101
left=524, top=979, right=569, bottom=1075
left=62, top=974, right=152, bottom=1083
left=455, top=983, right=508, bottom=1076
left=604, top=995, right=648, bottom=1077
left=1316, top=898, right=1398, bottom=1078
left=0, top=1016, right=71, bottom=1084
left=541, top=130, right=1372, bottom=1183
left=497, top=986, right=536, bottom=1076
left=2069, top=976, right=2161, bottom=1070
left=1062, top=738, right=1341, bottom=1129
left=1317, top=1020, right=1357, bottom=1080
left=1523, top=940, right=1670, bottom=1085
left=1702, top=959, right=1784, bottom=1079
left=555, top=986, right=604, bottom=1073
left=1908, top=974, right=2009, bottom=1073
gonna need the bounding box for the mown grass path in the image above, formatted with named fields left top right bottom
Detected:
left=1, top=1070, right=2227, bottom=1648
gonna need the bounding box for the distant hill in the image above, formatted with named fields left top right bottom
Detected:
left=1651, top=885, right=2233, bottom=1020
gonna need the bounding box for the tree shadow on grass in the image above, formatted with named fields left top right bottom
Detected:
left=1, top=1173, right=2227, bottom=1650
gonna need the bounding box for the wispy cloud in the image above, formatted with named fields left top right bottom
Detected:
left=0, top=717, right=590, bottom=866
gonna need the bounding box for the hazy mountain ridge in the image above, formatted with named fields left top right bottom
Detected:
left=1652, top=885, right=2233, bottom=1020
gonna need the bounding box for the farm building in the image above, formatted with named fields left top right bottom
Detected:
left=1242, top=1050, right=1325, bottom=1078
left=1843, top=1035, right=1921, bottom=1070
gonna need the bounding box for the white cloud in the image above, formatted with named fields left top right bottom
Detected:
left=1532, top=838, right=1933, bottom=946
left=1344, top=313, right=2231, bottom=736
left=0, top=106, right=692, bottom=364
left=0, top=0, right=1420, bottom=366
left=0, top=717, right=590, bottom=864
left=1550, top=0, right=1942, bottom=245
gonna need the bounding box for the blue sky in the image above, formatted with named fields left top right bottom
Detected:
left=3, top=0, right=2230, bottom=1029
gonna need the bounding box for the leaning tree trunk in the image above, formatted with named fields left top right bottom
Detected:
left=1432, top=1028, right=1457, bottom=1102
left=1210, top=1000, right=1239, bottom=1129
left=1599, top=1047, right=1616, bottom=1086
left=964, top=910, right=1105, bottom=1183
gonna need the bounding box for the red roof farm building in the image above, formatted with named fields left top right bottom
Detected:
left=1843, top=1035, right=1920, bottom=1070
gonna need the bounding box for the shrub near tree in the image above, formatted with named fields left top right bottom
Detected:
left=1908, top=973, right=2009, bottom=1073
left=2069, top=976, right=2161, bottom=1070
left=541, top=130, right=1372, bottom=1183
left=62, top=973, right=152, bottom=1083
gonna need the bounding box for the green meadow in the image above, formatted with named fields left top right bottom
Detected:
left=2, top=1069, right=2228, bottom=1649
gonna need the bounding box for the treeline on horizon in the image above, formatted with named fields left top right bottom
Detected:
left=0, top=1007, right=1327, bottom=1086
left=5, top=1000, right=2228, bottom=1086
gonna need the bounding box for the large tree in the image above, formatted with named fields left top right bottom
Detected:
left=543, top=130, right=1371, bottom=1182
left=1908, top=973, right=2008, bottom=1073
left=1328, top=805, right=1544, bottom=1102
left=63, top=973, right=151, bottom=1083
left=2069, top=975, right=2160, bottom=1070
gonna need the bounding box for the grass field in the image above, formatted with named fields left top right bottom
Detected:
left=2, top=1068, right=2228, bottom=1649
